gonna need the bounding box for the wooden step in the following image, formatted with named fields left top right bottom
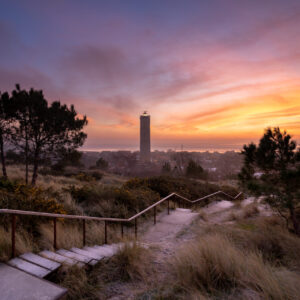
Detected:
left=70, top=247, right=103, bottom=260
left=0, top=263, right=67, bottom=300
left=84, top=245, right=117, bottom=258
left=7, top=257, right=51, bottom=278
left=20, top=252, right=61, bottom=272
left=94, top=245, right=118, bottom=256
left=56, top=249, right=93, bottom=265
left=40, top=250, right=82, bottom=267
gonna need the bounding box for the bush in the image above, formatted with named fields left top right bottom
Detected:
left=123, top=176, right=239, bottom=200
left=0, top=178, right=66, bottom=231
left=89, top=171, right=103, bottom=181
left=0, top=180, right=65, bottom=214
left=68, top=184, right=159, bottom=219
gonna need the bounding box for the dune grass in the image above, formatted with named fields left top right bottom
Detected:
left=57, top=265, right=100, bottom=300
left=172, top=233, right=300, bottom=299
left=0, top=226, right=36, bottom=261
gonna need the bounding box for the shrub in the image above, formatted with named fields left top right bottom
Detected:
left=89, top=171, right=103, bottom=181
left=72, top=172, right=95, bottom=182
left=123, top=176, right=239, bottom=201
left=0, top=178, right=66, bottom=231
left=68, top=183, right=159, bottom=219
left=0, top=181, right=65, bottom=214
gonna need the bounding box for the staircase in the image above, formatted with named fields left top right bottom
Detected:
left=1, top=243, right=122, bottom=300
left=0, top=190, right=242, bottom=299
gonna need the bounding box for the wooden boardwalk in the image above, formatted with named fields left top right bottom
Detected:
left=1, top=243, right=121, bottom=300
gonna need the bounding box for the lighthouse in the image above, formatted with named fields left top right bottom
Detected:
left=140, top=111, right=151, bottom=161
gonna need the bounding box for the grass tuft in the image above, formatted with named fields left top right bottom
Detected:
left=172, top=233, right=300, bottom=299
left=112, top=241, right=152, bottom=281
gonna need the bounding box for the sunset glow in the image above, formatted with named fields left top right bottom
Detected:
left=1, top=1, right=300, bottom=150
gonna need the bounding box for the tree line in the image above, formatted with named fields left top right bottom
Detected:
left=0, top=84, right=88, bottom=185
left=239, top=127, right=300, bottom=236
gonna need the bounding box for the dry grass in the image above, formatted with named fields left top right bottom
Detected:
left=242, top=203, right=259, bottom=218
left=39, top=222, right=83, bottom=250
left=172, top=233, right=300, bottom=299
left=233, top=199, right=242, bottom=209
left=112, top=241, right=152, bottom=281
left=0, top=226, right=36, bottom=261
left=57, top=265, right=100, bottom=300
left=6, top=164, right=126, bottom=191
left=226, top=212, right=240, bottom=221
left=197, top=210, right=208, bottom=222
left=38, top=220, right=120, bottom=251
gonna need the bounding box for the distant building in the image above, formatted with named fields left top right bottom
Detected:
left=140, top=111, right=151, bottom=161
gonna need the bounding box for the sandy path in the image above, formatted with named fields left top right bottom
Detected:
left=106, top=198, right=267, bottom=299
left=106, top=208, right=199, bottom=300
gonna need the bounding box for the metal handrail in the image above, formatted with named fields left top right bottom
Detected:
left=0, top=190, right=242, bottom=257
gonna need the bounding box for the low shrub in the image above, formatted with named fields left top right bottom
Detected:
left=123, top=176, right=239, bottom=200
left=68, top=184, right=159, bottom=218
left=0, top=178, right=66, bottom=231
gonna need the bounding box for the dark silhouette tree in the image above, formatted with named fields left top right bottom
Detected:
left=0, top=91, right=14, bottom=178
left=11, top=85, right=33, bottom=183
left=52, top=148, right=83, bottom=172
left=239, top=127, right=300, bottom=235
left=162, top=161, right=171, bottom=174
left=12, top=85, right=88, bottom=185
left=186, top=159, right=205, bottom=179
left=96, top=157, right=108, bottom=170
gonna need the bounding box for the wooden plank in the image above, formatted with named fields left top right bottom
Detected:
left=0, top=263, right=67, bottom=300
left=8, top=258, right=51, bottom=278
left=70, top=247, right=102, bottom=260
left=39, top=250, right=80, bottom=266
left=56, top=249, right=92, bottom=264
left=20, top=253, right=61, bottom=271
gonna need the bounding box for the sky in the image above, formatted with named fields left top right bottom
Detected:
left=0, top=0, right=300, bottom=151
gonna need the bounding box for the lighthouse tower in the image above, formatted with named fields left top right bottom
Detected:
left=140, top=111, right=150, bottom=161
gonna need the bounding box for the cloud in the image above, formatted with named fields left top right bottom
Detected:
left=60, top=45, right=145, bottom=90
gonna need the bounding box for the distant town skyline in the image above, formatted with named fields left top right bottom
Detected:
left=0, top=0, right=300, bottom=151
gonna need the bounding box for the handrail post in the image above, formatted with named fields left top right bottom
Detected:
left=11, top=214, right=16, bottom=258
left=53, top=218, right=57, bottom=250
left=134, top=218, right=137, bottom=239
left=82, top=219, right=86, bottom=247
left=154, top=206, right=156, bottom=225
left=121, top=222, right=124, bottom=239
left=167, top=199, right=170, bottom=215
left=104, top=221, right=107, bottom=244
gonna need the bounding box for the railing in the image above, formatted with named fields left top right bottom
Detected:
left=0, top=190, right=243, bottom=258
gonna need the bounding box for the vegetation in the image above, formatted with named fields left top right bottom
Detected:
left=0, top=85, right=88, bottom=185
left=186, top=159, right=207, bottom=179
left=172, top=233, right=300, bottom=299
left=95, top=157, right=109, bottom=170
left=239, top=127, right=300, bottom=235
left=161, top=161, right=171, bottom=174
left=123, top=176, right=239, bottom=200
